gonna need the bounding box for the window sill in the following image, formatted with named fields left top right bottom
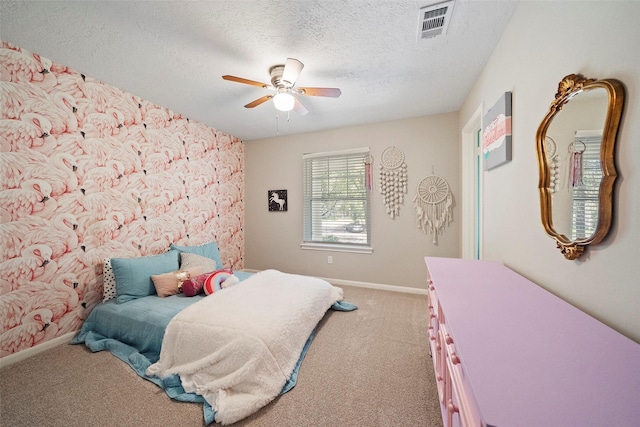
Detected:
left=300, top=242, right=373, bottom=254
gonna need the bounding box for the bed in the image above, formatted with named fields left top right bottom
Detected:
left=71, top=243, right=355, bottom=425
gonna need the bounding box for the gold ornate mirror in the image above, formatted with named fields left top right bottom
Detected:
left=536, top=74, right=625, bottom=260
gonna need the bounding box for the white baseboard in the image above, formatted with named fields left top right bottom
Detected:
left=241, top=269, right=428, bottom=295
left=0, top=331, right=76, bottom=369
left=322, top=277, right=428, bottom=295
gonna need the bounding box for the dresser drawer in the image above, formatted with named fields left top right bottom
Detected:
left=434, top=328, right=447, bottom=403
left=428, top=265, right=481, bottom=427
left=443, top=332, right=481, bottom=427
left=427, top=281, right=439, bottom=353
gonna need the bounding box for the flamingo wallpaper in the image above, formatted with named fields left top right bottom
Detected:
left=0, top=41, right=245, bottom=358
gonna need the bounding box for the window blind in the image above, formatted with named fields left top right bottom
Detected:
left=570, top=135, right=602, bottom=240
left=303, top=148, right=370, bottom=247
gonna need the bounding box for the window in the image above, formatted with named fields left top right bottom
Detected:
left=570, top=134, right=602, bottom=240
left=302, top=147, right=372, bottom=253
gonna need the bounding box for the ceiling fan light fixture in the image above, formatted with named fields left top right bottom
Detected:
left=223, top=57, right=341, bottom=114
left=273, top=92, right=295, bottom=112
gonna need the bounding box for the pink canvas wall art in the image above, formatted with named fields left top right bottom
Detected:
left=0, top=41, right=245, bottom=358
left=482, top=91, right=512, bottom=170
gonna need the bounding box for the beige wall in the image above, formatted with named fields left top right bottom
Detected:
left=245, top=114, right=460, bottom=289
left=246, top=1, right=640, bottom=341
left=460, top=1, right=640, bottom=342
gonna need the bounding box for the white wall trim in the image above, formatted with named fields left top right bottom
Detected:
left=461, top=103, right=484, bottom=260
left=0, top=331, right=76, bottom=369
left=300, top=242, right=373, bottom=254
left=241, top=269, right=428, bottom=295
left=323, top=277, right=428, bottom=294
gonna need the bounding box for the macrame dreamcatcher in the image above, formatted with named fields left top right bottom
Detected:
left=378, top=146, right=408, bottom=219
left=413, top=174, right=453, bottom=244
left=545, top=136, right=560, bottom=194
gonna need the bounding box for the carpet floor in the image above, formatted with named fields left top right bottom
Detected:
left=0, top=285, right=443, bottom=427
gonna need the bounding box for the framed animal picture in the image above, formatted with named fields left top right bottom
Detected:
left=268, top=190, right=287, bottom=211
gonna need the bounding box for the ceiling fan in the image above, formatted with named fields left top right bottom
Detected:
left=222, top=58, right=341, bottom=115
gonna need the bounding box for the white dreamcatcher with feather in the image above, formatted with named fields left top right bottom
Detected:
left=413, top=171, right=453, bottom=244
left=378, top=146, right=408, bottom=219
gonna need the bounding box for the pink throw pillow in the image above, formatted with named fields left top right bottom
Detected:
left=151, top=266, right=205, bottom=297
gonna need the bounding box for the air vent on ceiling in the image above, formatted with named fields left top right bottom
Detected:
left=418, top=0, right=455, bottom=40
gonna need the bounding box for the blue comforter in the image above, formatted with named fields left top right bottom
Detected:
left=71, top=271, right=355, bottom=424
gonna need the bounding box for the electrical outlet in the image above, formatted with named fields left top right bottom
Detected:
left=327, top=256, right=333, bottom=264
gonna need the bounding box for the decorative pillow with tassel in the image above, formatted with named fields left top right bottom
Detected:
left=181, top=272, right=211, bottom=297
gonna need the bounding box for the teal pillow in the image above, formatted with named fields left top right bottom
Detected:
left=111, top=250, right=179, bottom=303
left=170, top=242, right=222, bottom=269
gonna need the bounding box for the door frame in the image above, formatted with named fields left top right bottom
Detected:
left=461, top=104, right=483, bottom=260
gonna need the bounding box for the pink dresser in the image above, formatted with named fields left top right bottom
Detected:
left=425, top=256, right=640, bottom=427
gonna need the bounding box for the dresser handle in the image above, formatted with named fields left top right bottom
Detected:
left=451, top=353, right=461, bottom=365
left=447, top=400, right=459, bottom=414
left=445, top=334, right=453, bottom=344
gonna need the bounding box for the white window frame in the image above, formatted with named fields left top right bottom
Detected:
left=301, top=147, right=373, bottom=254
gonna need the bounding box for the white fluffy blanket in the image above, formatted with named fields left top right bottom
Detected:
left=146, top=269, right=343, bottom=425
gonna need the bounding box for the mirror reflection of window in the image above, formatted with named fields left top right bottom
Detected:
left=536, top=74, right=625, bottom=259
left=570, top=130, right=602, bottom=240
left=547, top=88, right=608, bottom=239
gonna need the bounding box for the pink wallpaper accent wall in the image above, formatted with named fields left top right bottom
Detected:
left=0, top=41, right=245, bottom=358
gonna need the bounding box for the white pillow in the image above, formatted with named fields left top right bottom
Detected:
left=102, top=258, right=117, bottom=302
left=180, top=252, right=217, bottom=273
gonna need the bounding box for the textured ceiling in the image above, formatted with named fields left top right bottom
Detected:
left=1, top=0, right=519, bottom=141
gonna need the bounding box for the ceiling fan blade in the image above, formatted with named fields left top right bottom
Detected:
left=244, top=95, right=273, bottom=108
left=223, top=75, right=270, bottom=89
left=297, top=87, right=342, bottom=98
left=281, top=58, right=304, bottom=86
left=293, top=97, right=309, bottom=116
